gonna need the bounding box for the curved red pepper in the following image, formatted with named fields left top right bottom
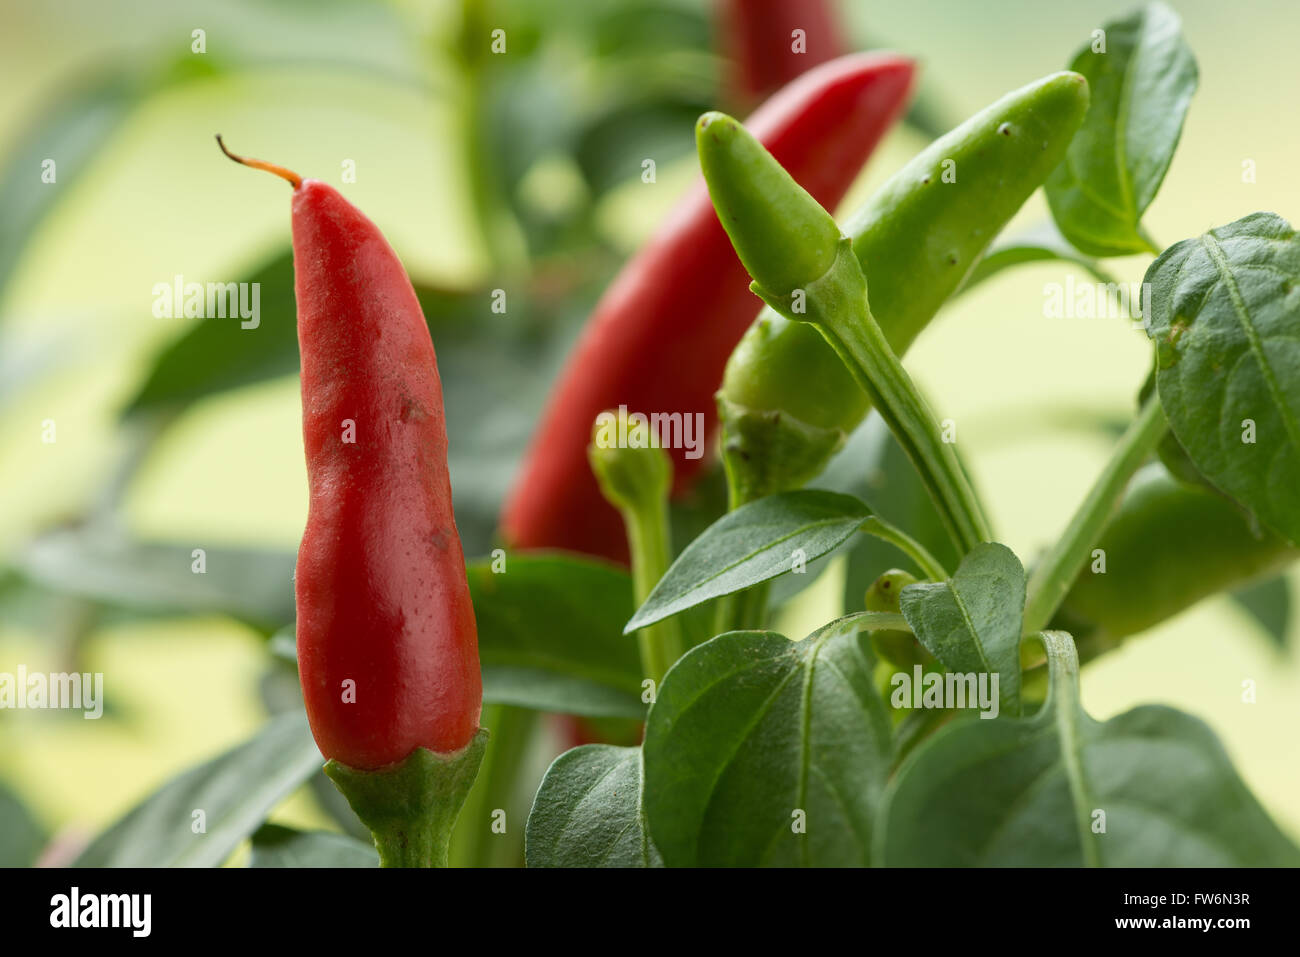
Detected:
left=289, top=180, right=481, bottom=768
left=501, top=52, right=915, bottom=563
left=291, top=178, right=482, bottom=768
left=210, top=141, right=489, bottom=770
left=719, top=0, right=846, bottom=105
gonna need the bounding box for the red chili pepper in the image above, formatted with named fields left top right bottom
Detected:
left=501, top=53, right=915, bottom=563
left=718, top=0, right=846, bottom=105
left=217, top=138, right=482, bottom=771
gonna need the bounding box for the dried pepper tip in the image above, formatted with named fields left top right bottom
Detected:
left=588, top=408, right=673, bottom=515
left=215, top=134, right=303, bottom=189
left=696, top=111, right=841, bottom=298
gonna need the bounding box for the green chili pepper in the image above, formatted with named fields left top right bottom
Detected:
left=717, top=71, right=1090, bottom=501
left=864, top=569, right=932, bottom=669
left=696, top=111, right=991, bottom=554
left=1055, top=464, right=1299, bottom=657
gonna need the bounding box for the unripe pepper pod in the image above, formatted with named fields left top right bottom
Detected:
left=717, top=71, right=1090, bottom=499
left=864, top=569, right=932, bottom=669
left=501, top=53, right=915, bottom=563
left=216, top=137, right=482, bottom=769
left=696, top=111, right=842, bottom=298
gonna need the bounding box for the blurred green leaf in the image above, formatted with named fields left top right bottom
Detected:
left=249, top=823, right=377, bottom=868
left=1230, top=575, right=1291, bottom=650
left=122, top=252, right=300, bottom=415
left=73, top=711, right=320, bottom=867
left=469, top=554, right=645, bottom=718
left=15, top=525, right=296, bottom=630
left=0, top=779, right=46, bottom=867
left=574, top=95, right=710, bottom=197
left=958, top=220, right=1119, bottom=296
left=0, top=73, right=140, bottom=305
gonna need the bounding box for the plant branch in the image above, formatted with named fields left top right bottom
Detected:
left=1022, top=392, right=1167, bottom=634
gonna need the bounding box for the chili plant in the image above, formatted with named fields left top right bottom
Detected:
left=528, top=2, right=1300, bottom=868
left=35, top=2, right=1299, bottom=870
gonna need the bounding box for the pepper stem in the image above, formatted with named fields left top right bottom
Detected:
left=323, top=730, right=488, bottom=868
left=215, top=135, right=303, bottom=189
left=1021, top=392, right=1167, bottom=635
left=589, top=410, right=685, bottom=686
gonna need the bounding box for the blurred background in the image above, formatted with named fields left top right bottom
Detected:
left=1, top=0, right=1297, bottom=865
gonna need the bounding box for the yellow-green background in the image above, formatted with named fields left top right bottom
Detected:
left=1, top=0, right=1296, bottom=847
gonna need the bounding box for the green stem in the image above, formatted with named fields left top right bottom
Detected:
left=1022, top=393, right=1167, bottom=634
left=761, top=241, right=993, bottom=556
left=447, top=706, right=536, bottom=867
left=456, top=0, right=526, bottom=275
left=713, top=581, right=771, bottom=634
left=713, top=440, right=772, bottom=633
left=860, top=516, right=949, bottom=582
left=622, top=497, right=686, bottom=685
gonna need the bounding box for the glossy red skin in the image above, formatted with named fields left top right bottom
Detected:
left=720, top=0, right=844, bottom=104
left=292, top=180, right=481, bottom=769
left=501, top=53, right=915, bottom=563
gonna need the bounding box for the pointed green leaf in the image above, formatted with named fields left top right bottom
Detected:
left=1046, top=2, right=1197, bottom=255
left=73, top=712, right=321, bottom=867
left=642, top=613, right=897, bottom=867
left=899, top=542, right=1026, bottom=716
left=249, top=824, right=378, bottom=868
left=526, top=745, right=661, bottom=867
left=626, top=490, right=871, bottom=632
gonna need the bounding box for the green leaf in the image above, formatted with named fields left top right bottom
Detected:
left=959, top=221, right=1120, bottom=295
left=626, top=490, right=871, bottom=632
left=73, top=712, right=321, bottom=867
left=878, top=632, right=1300, bottom=866
left=899, top=543, right=1026, bottom=716
left=249, top=824, right=378, bottom=868
left=642, top=613, right=896, bottom=867
left=15, top=527, right=296, bottom=630
left=1230, top=575, right=1291, bottom=649
left=1144, top=212, right=1300, bottom=544
left=525, top=745, right=661, bottom=867
left=0, top=779, right=46, bottom=867
left=122, top=252, right=300, bottom=414
left=1045, top=1, right=1197, bottom=256
left=0, top=74, right=142, bottom=305
left=470, top=555, right=646, bottom=719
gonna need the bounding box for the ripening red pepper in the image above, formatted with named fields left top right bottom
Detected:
left=217, top=138, right=482, bottom=772
left=718, top=0, right=846, bottom=105
left=501, top=52, right=915, bottom=563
